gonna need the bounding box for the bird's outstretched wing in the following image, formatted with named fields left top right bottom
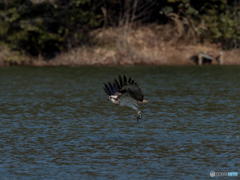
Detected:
left=103, top=75, right=144, bottom=102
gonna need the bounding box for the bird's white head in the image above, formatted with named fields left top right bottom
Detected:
left=109, top=95, right=120, bottom=104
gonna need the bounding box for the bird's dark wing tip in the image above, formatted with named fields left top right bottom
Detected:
left=103, top=75, right=144, bottom=99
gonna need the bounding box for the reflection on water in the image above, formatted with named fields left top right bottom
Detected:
left=0, top=66, right=239, bottom=179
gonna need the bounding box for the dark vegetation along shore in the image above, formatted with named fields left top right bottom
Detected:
left=0, top=0, right=240, bottom=66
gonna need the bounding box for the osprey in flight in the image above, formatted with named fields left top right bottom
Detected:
left=103, top=75, right=147, bottom=120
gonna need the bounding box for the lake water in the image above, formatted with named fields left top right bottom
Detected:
left=0, top=66, right=239, bottom=179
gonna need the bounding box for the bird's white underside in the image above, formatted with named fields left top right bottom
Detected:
left=109, top=94, right=139, bottom=111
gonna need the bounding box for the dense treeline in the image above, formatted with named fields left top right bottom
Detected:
left=0, top=0, right=239, bottom=59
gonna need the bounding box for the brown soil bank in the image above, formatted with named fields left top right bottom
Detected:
left=1, top=25, right=240, bottom=66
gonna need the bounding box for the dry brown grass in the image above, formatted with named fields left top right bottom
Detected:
left=222, top=49, right=240, bottom=64
left=51, top=25, right=236, bottom=66
left=0, top=46, right=32, bottom=66
left=1, top=25, right=240, bottom=66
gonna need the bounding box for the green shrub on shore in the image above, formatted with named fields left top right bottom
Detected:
left=0, top=0, right=101, bottom=59
left=0, top=0, right=239, bottom=61
left=160, top=0, right=240, bottom=49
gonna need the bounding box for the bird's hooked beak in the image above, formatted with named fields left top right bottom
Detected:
left=138, top=99, right=148, bottom=104
left=142, top=99, right=148, bottom=103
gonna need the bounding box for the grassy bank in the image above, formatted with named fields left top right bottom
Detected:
left=0, top=25, right=240, bottom=66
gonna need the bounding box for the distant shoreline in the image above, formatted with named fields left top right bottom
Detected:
left=1, top=26, right=240, bottom=67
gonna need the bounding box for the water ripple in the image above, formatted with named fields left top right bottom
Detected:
left=0, top=66, right=239, bottom=179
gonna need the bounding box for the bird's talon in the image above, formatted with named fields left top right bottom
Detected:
left=137, top=111, right=142, bottom=121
